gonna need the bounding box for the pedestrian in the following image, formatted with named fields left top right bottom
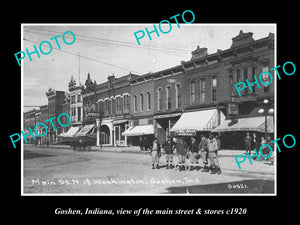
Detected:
left=214, top=135, right=221, bottom=156
left=175, top=137, right=188, bottom=171
left=139, top=136, right=144, bottom=151
left=207, top=136, right=222, bottom=174
left=189, top=136, right=200, bottom=171
left=244, top=132, right=252, bottom=155
left=252, top=133, right=259, bottom=152
left=199, top=135, right=209, bottom=172
left=163, top=136, right=175, bottom=169
left=150, top=137, right=161, bottom=169
left=260, top=136, right=267, bottom=160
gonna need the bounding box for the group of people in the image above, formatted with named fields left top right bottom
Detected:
left=244, top=132, right=274, bottom=163
left=149, top=135, right=222, bottom=175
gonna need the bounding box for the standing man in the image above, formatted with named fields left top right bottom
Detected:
left=208, top=135, right=222, bottom=174
left=175, top=137, right=188, bottom=171
left=163, top=136, right=175, bottom=169
left=199, top=135, right=209, bottom=172
left=189, top=136, right=199, bottom=171
left=150, top=137, right=161, bottom=169
left=244, top=132, right=252, bottom=155
left=252, top=133, right=259, bottom=152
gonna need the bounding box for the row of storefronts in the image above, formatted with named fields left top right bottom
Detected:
left=24, top=30, right=275, bottom=150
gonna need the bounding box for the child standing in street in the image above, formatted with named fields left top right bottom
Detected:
left=163, top=136, right=175, bottom=169
left=150, top=137, right=161, bottom=169
left=207, top=136, right=222, bottom=174
left=175, top=137, right=188, bottom=171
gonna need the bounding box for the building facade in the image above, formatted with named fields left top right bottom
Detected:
left=45, top=88, right=65, bottom=144
left=82, top=72, right=140, bottom=147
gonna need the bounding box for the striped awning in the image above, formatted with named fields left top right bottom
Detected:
left=212, top=116, right=274, bottom=133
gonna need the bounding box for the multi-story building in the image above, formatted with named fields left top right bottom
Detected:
left=45, top=88, right=65, bottom=143
left=124, top=30, right=274, bottom=149
left=68, top=76, right=83, bottom=126
left=39, top=104, right=49, bottom=144
left=23, top=109, right=37, bottom=144
left=82, top=72, right=139, bottom=147
left=123, top=72, right=156, bottom=147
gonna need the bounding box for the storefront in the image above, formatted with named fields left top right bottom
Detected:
left=113, top=119, right=129, bottom=147
left=74, top=124, right=96, bottom=147
left=122, top=124, right=155, bottom=149
left=170, top=108, right=225, bottom=141
left=212, top=115, right=274, bottom=150
left=58, top=126, right=80, bottom=145
left=153, top=112, right=181, bottom=144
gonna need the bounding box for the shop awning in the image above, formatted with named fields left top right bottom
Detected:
left=58, top=126, right=80, bottom=138
left=122, top=124, right=154, bottom=136
left=212, top=116, right=274, bottom=133
left=170, top=109, right=225, bottom=133
left=74, top=124, right=95, bottom=137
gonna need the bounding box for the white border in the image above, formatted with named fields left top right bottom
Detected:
left=21, top=23, right=277, bottom=196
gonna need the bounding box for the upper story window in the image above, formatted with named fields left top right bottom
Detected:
left=262, top=66, right=270, bottom=93
left=190, top=81, right=196, bottom=105
left=166, top=86, right=171, bottom=110
left=157, top=88, right=162, bottom=111
left=140, top=94, right=144, bottom=111
left=77, top=94, right=82, bottom=102
left=133, top=95, right=137, bottom=112
left=199, top=78, right=206, bottom=103
left=175, top=84, right=181, bottom=108
left=146, top=92, right=151, bottom=110
left=211, top=77, right=217, bottom=102
left=116, top=96, right=120, bottom=113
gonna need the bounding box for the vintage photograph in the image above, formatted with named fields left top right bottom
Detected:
left=21, top=24, right=276, bottom=195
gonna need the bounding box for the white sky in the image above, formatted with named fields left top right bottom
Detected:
left=22, top=24, right=275, bottom=112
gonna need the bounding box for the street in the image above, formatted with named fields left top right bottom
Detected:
left=23, top=145, right=275, bottom=195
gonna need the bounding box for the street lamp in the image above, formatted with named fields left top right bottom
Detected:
left=258, top=99, right=274, bottom=142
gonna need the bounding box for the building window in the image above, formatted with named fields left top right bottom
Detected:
left=262, top=66, right=270, bottom=93
left=111, top=98, right=115, bottom=115
left=119, top=96, right=123, bottom=113
left=105, top=99, right=109, bottom=114
left=123, top=95, right=130, bottom=113
left=175, top=84, right=181, bottom=108
left=251, top=66, right=256, bottom=93
left=243, top=68, right=248, bottom=93
left=78, top=107, right=81, bottom=121
left=237, top=69, right=241, bottom=82
left=199, top=79, right=206, bottom=103
left=133, top=95, right=137, bottom=112
left=190, top=81, right=196, bottom=105
left=123, top=95, right=127, bottom=112
left=212, top=77, right=217, bottom=102
left=166, top=86, right=171, bottom=110
left=116, top=97, right=120, bottom=113
left=77, top=94, right=82, bottom=102
left=140, top=94, right=144, bottom=111
left=147, top=92, right=151, bottom=110
left=157, top=88, right=162, bottom=111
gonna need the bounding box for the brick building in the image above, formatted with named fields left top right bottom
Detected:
left=123, top=73, right=156, bottom=148
left=82, top=72, right=140, bottom=147
left=45, top=88, right=65, bottom=143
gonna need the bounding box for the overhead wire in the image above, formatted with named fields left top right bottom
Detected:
left=23, top=27, right=190, bottom=54
left=23, top=38, right=144, bottom=74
